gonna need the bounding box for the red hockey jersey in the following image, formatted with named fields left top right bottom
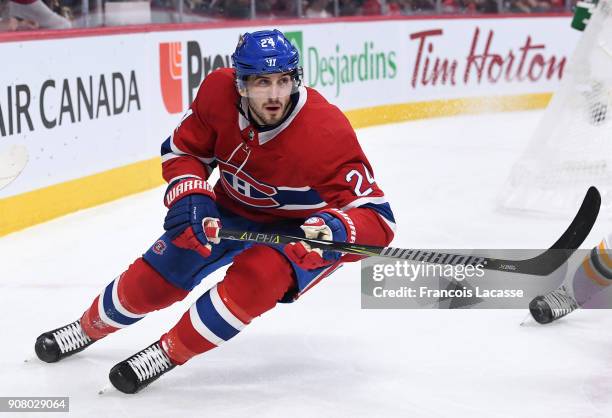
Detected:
left=161, top=68, right=395, bottom=247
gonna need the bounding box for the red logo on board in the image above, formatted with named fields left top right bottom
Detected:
left=159, top=42, right=183, bottom=114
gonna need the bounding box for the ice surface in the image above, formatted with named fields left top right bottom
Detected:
left=2, top=111, right=612, bottom=418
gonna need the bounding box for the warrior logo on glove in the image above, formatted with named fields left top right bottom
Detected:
left=163, top=177, right=221, bottom=258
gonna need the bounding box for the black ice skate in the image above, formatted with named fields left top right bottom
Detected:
left=109, top=341, right=176, bottom=394
left=529, top=285, right=579, bottom=324
left=35, top=320, right=95, bottom=363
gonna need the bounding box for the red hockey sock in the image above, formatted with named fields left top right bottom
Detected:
left=80, top=295, right=119, bottom=340
left=80, top=257, right=188, bottom=340
left=161, top=245, right=295, bottom=364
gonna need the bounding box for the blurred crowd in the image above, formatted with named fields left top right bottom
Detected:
left=0, top=0, right=71, bottom=30
left=146, top=0, right=569, bottom=18
left=0, top=0, right=571, bottom=32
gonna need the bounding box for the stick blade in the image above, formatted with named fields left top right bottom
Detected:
left=549, top=186, right=601, bottom=250
left=485, top=186, right=601, bottom=276
left=521, top=186, right=601, bottom=276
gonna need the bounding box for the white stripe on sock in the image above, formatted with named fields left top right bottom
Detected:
left=210, top=286, right=246, bottom=331
left=188, top=304, right=224, bottom=346
left=111, top=276, right=146, bottom=319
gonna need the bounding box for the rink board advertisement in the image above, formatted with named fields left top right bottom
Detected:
left=0, top=36, right=154, bottom=195
left=0, top=16, right=579, bottom=234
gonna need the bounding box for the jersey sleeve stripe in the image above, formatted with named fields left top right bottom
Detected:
left=379, top=213, right=397, bottom=233
left=167, top=174, right=203, bottom=184
left=340, top=196, right=388, bottom=211
left=277, top=202, right=328, bottom=210
left=345, top=200, right=397, bottom=233
left=161, top=153, right=179, bottom=163
left=162, top=136, right=216, bottom=165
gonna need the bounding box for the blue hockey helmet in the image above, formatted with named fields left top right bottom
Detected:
left=232, top=29, right=302, bottom=97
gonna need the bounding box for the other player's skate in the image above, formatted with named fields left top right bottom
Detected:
left=35, top=320, right=95, bottom=363
left=528, top=285, right=579, bottom=324
left=109, top=341, right=176, bottom=394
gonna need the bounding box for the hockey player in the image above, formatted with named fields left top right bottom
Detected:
left=34, top=29, right=396, bottom=394
left=529, top=233, right=612, bottom=324
left=523, top=1, right=612, bottom=323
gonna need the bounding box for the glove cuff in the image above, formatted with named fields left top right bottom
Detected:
left=165, top=177, right=215, bottom=208
left=318, top=208, right=356, bottom=243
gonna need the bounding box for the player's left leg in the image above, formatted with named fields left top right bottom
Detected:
left=34, top=256, right=192, bottom=364
left=34, top=207, right=251, bottom=364
left=108, top=244, right=340, bottom=394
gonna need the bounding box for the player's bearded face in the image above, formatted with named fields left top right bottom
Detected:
left=244, top=73, right=294, bottom=126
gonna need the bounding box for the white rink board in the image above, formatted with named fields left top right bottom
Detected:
left=0, top=17, right=580, bottom=199
left=0, top=36, right=154, bottom=197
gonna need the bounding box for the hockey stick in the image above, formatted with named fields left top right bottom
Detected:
left=218, top=187, right=601, bottom=277
left=0, top=145, right=28, bottom=190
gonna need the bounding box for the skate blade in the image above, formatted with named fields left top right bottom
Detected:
left=98, top=384, right=114, bottom=395
left=519, top=312, right=533, bottom=326
left=23, top=355, right=39, bottom=364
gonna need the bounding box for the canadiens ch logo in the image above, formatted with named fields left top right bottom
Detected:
left=152, top=239, right=167, bottom=255
left=218, top=160, right=280, bottom=208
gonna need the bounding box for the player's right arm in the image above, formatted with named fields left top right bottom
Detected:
left=160, top=74, right=219, bottom=184
left=284, top=108, right=395, bottom=269
left=159, top=72, right=224, bottom=256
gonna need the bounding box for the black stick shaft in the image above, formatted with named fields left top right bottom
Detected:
left=218, top=187, right=600, bottom=276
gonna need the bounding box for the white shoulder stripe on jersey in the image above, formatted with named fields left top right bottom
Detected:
left=188, top=304, right=224, bottom=346
left=210, top=286, right=246, bottom=331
